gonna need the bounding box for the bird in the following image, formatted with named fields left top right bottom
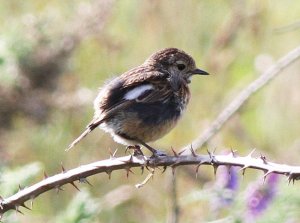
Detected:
left=67, top=48, right=209, bottom=156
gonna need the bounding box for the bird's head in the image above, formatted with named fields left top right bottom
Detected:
left=145, top=48, right=209, bottom=85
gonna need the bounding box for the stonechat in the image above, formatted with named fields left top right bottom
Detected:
left=67, top=48, right=209, bottom=155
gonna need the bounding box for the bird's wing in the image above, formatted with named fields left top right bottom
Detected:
left=96, top=69, right=171, bottom=117
left=67, top=68, right=170, bottom=150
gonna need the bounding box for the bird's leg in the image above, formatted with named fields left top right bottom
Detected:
left=138, top=141, right=167, bottom=157
left=125, top=145, right=144, bottom=156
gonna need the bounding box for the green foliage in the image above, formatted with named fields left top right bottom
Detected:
left=55, top=189, right=100, bottom=223
left=0, top=162, right=42, bottom=196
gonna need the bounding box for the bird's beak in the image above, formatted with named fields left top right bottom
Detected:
left=192, top=68, right=209, bottom=75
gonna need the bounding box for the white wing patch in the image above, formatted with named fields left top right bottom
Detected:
left=123, top=84, right=153, bottom=100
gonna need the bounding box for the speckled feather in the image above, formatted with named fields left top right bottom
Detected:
left=67, top=48, right=207, bottom=151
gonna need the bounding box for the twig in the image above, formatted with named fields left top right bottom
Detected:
left=1, top=150, right=300, bottom=217
left=168, top=174, right=180, bottom=223
left=273, top=20, right=300, bottom=34
left=180, top=45, right=300, bottom=154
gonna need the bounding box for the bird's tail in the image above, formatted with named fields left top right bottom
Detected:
left=66, top=119, right=102, bottom=151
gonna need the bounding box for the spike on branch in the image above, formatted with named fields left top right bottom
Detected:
left=171, top=147, right=178, bottom=157
left=230, top=148, right=237, bottom=157
left=55, top=185, right=64, bottom=194
left=171, top=166, right=176, bottom=176
left=30, top=197, right=35, bottom=210
left=18, top=185, right=24, bottom=192
left=260, top=154, right=268, bottom=164
left=61, top=163, right=66, bottom=173
left=190, top=145, right=197, bottom=157
left=15, top=205, right=23, bottom=215
left=43, top=171, right=48, bottom=179
left=106, top=170, right=112, bottom=179
left=70, top=182, right=80, bottom=191
left=20, top=203, right=31, bottom=211
left=213, top=164, right=218, bottom=177
left=79, top=178, right=92, bottom=186
left=240, top=165, right=249, bottom=176
left=263, top=170, right=274, bottom=179
left=195, top=164, right=201, bottom=179
left=247, top=148, right=256, bottom=157
left=125, top=168, right=134, bottom=178
left=178, top=149, right=186, bottom=156
left=124, top=155, right=133, bottom=164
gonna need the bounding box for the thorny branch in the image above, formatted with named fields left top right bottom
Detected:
left=1, top=149, right=300, bottom=217
left=181, top=45, right=300, bottom=154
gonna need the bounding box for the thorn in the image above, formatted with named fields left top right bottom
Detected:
left=247, top=148, right=256, bottom=157
left=18, top=184, right=24, bottom=192
left=190, top=145, right=197, bottom=157
left=230, top=148, right=237, bottom=157
left=262, top=171, right=267, bottom=183
left=227, top=165, right=232, bottom=175
left=213, top=147, right=217, bottom=154
left=195, top=164, right=201, bottom=179
left=70, top=182, right=80, bottom=191
left=109, top=148, right=113, bottom=158
left=43, top=171, right=48, bottom=179
left=79, top=178, right=92, bottom=186
left=20, top=203, right=31, bottom=210
left=213, top=164, right=218, bottom=177
left=162, top=166, right=167, bottom=174
left=125, top=155, right=133, bottom=163
left=240, top=165, right=249, bottom=176
left=263, top=170, right=274, bottom=179
left=171, top=166, right=176, bottom=176
left=106, top=170, right=112, bottom=179
left=171, top=147, right=178, bottom=157
left=178, top=149, right=186, bottom=156
left=287, top=173, right=296, bottom=185
left=196, top=161, right=205, bottom=179
left=207, top=149, right=212, bottom=158
left=30, top=197, right=34, bottom=209
left=61, top=162, right=66, bottom=173
left=125, top=168, right=134, bottom=178
left=15, top=205, right=24, bottom=215
left=260, top=154, right=268, bottom=164
left=207, top=150, right=216, bottom=163
left=55, top=185, right=64, bottom=194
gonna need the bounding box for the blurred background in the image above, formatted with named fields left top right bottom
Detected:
left=0, top=0, right=300, bottom=222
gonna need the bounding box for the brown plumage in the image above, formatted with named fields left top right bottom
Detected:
left=67, top=48, right=209, bottom=155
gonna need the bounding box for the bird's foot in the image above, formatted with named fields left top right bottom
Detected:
left=150, top=149, right=167, bottom=158
left=125, top=145, right=144, bottom=156
left=137, top=141, right=167, bottom=158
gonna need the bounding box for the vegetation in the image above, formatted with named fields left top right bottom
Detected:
left=0, top=0, right=300, bottom=222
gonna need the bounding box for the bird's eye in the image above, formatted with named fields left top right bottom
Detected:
left=177, top=63, right=186, bottom=71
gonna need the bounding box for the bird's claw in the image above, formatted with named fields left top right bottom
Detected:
left=151, top=149, right=167, bottom=158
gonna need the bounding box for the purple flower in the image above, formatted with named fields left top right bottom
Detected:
left=246, top=173, right=279, bottom=218
left=214, top=165, right=239, bottom=206
left=216, top=165, right=239, bottom=192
